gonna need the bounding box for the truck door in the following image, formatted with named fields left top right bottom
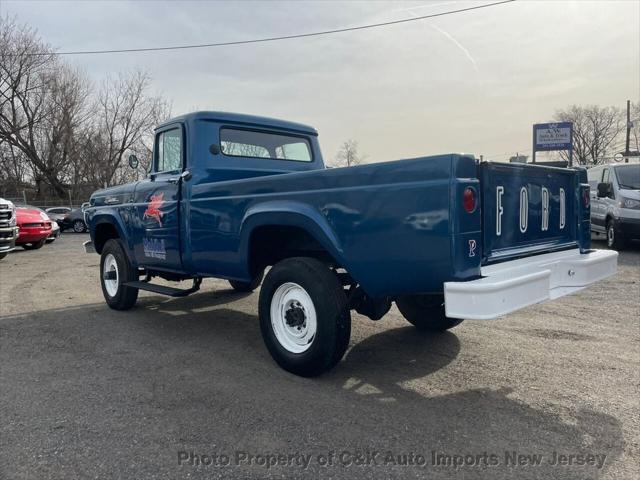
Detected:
left=131, top=125, right=184, bottom=271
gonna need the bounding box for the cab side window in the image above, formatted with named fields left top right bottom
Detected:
left=156, top=128, right=182, bottom=173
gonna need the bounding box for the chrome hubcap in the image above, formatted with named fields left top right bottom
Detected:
left=103, top=253, right=119, bottom=297
left=270, top=282, right=317, bottom=353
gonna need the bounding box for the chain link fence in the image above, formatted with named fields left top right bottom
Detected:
left=1, top=195, right=86, bottom=210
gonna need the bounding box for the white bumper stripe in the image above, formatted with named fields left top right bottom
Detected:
left=444, top=248, right=618, bottom=320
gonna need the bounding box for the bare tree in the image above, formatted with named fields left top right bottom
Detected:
left=0, top=142, right=31, bottom=195
left=0, top=16, right=67, bottom=195
left=0, top=17, right=172, bottom=200
left=89, top=71, right=169, bottom=187
left=333, top=139, right=365, bottom=167
left=554, top=105, right=624, bottom=165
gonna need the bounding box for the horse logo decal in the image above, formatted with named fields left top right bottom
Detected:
left=143, top=193, right=165, bottom=227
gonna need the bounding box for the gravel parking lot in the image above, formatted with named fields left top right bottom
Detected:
left=1, top=234, right=638, bottom=479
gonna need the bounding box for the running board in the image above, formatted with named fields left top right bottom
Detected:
left=123, top=278, right=202, bottom=297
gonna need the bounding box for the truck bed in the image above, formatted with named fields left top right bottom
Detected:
left=185, top=154, right=478, bottom=297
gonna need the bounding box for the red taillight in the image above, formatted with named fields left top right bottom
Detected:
left=583, top=188, right=590, bottom=208
left=463, top=187, right=477, bottom=213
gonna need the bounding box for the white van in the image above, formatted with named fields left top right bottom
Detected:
left=587, top=163, right=640, bottom=249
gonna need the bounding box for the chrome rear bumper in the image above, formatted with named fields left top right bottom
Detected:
left=444, top=248, right=618, bottom=320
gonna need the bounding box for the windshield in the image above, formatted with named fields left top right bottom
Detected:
left=615, top=165, right=640, bottom=190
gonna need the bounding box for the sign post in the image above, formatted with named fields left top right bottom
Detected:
left=532, top=122, right=573, bottom=166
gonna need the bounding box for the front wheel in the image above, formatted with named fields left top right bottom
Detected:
left=396, top=294, right=463, bottom=332
left=259, top=257, right=351, bottom=377
left=100, top=239, right=139, bottom=310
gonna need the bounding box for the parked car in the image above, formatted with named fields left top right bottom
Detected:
left=46, top=214, right=61, bottom=243
left=45, top=207, right=71, bottom=226
left=587, top=163, right=640, bottom=249
left=0, top=198, right=19, bottom=260
left=84, top=111, right=618, bottom=377
left=60, top=208, right=87, bottom=233
left=16, top=206, right=52, bottom=250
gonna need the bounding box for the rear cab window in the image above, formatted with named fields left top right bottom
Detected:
left=220, top=128, right=312, bottom=162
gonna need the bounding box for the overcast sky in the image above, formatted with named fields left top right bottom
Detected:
left=1, top=0, right=638, bottom=163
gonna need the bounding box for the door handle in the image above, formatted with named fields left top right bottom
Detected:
left=167, top=170, right=191, bottom=184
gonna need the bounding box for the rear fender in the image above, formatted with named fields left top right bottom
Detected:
left=238, top=201, right=345, bottom=275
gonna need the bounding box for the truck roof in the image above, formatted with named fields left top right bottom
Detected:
left=157, top=111, right=318, bottom=136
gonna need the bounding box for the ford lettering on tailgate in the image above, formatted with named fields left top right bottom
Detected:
left=480, top=162, right=578, bottom=263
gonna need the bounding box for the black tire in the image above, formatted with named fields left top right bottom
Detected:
left=100, top=239, right=139, bottom=310
left=396, top=294, right=463, bottom=332
left=259, top=257, right=351, bottom=377
left=228, top=271, right=264, bottom=292
left=0, top=252, right=7, bottom=260
left=73, top=219, right=86, bottom=233
left=606, top=219, right=626, bottom=250
left=22, top=239, right=46, bottom=250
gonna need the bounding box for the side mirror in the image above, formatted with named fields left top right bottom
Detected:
left=596, top=182, right=613, bottom=198
left=128, top=154, right=139, bottom=169
left=209, top=144, right=220, bottom=155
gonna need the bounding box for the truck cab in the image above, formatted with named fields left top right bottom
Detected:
left=84, top=111, right=618, bottom=376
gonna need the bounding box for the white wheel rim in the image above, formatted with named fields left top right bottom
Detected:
left=103, top=253, right=119, bottom=297
left=608, top=226, right=614, bottom=245
left=270, top=282, right=317, bottom=353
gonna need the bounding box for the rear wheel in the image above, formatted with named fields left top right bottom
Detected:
left=606, top=219, right=626, bottom=250
left=259, top=257, right=350, bottom=377
left=228, top=271, right=264, bottom=292
left=22, top=239, right=46, bottom=250
left=396, top=294, right=463, bottom=332
left=100, top=239, right=139, bottom=310
left=0, top=252, right=7, bottom=260
left=73, top=219, right=86, bottom=233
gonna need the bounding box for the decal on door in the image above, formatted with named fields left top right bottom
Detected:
left=143, top=238, right=166, bottom=260
left=143, top=193, right=165, bottom=227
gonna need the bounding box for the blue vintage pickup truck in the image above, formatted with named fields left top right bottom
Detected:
left=84, top=111, right=618, bottom=376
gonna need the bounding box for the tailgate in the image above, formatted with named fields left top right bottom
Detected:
left=480, top=162, right=583, bottom=264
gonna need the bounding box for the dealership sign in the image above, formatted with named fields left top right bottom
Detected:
left=532, top=122, right=573, bottom=164
left=533, top=122, right=573, bottom=151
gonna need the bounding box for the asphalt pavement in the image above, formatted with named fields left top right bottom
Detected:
left=1, top=234, right=638, bottom=479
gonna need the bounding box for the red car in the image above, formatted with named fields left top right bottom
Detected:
left=16, top=207, right=52, bottom=250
